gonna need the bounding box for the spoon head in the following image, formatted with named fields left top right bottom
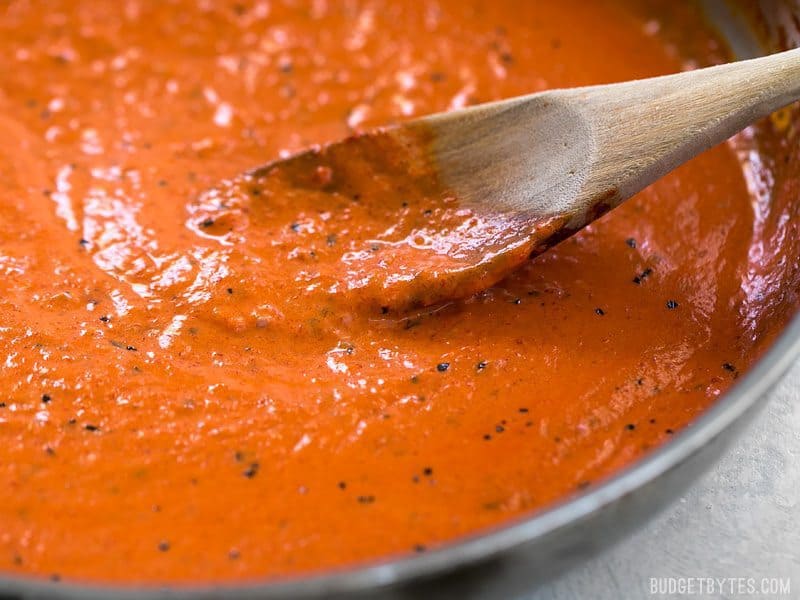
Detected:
left=423, top=93, right=598, bottom=222
left=246, top=126, right=571, bottom=312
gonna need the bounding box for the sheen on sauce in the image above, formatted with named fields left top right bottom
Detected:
left=0, top=0, right=792, bottom=585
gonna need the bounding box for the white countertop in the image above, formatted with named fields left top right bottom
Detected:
left=529, top=360, right=800, bottom=599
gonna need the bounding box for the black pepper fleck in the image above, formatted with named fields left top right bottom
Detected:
left=625, top=238, right=637, bottom=248
left=595, top=308, right=605, bottom=316
left=41, top=394, right=51, bottom=403
left=422, top=467, right=433, bottom=476
left=356, top=495, right=375, bottom=504
left=666, top=299, right=679, bottom=309
left=338, top=481, right=347, bottom=490
left=625, top=423, right=636, bottom=431
left=243, top=462, right=260, bottom=478
left=413, top=544, right=427, bottom=553
left=632, top=267, right=653, bottom=284
left=436, top=362, right=450, bottom=372
left=84, top=424, right=99, bottom=432
left=157, top=541, right=170, bottom=552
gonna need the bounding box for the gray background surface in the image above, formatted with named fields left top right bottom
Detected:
left=529, top=361, right=800, bottom=600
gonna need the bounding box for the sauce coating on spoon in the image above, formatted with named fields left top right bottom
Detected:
left=214, top=128, right=564, bottom=317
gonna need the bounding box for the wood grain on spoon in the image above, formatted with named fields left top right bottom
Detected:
left=249, top=48, right=800, bottom=311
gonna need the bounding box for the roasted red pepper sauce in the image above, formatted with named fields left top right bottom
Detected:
left=0, top=0, right=793, bottom=585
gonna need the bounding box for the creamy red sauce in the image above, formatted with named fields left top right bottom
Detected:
left=0, top=0, right=795, bottom=585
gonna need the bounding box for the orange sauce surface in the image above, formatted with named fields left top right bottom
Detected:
left=0, top=0, right=795, bottom=585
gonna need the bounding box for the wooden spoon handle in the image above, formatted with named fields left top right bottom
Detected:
left=563, top=47, right=800, bottom=206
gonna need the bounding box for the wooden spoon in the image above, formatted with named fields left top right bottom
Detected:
left=250, top=48, right=800, bottom=311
